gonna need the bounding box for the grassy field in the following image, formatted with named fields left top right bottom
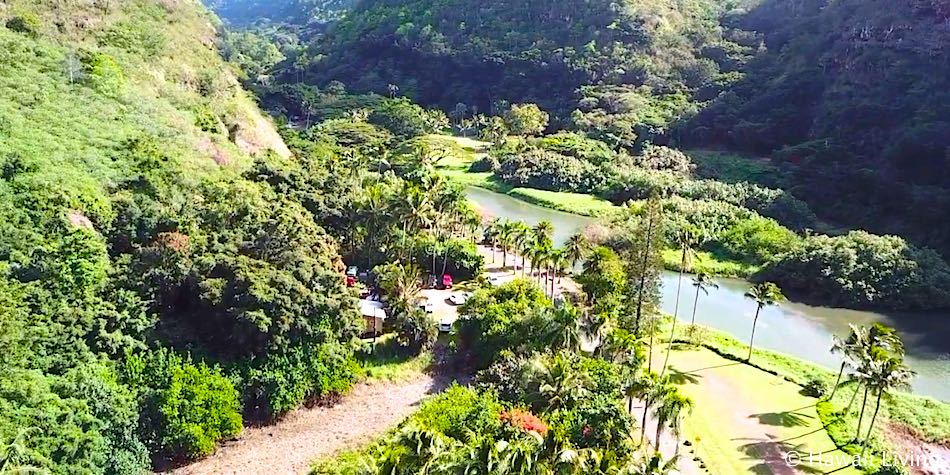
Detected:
left=661, top=248, right=758, bottom=278
left=662, top=347, right=864, bottom=474
left=428, top=135, right=620, bottom=217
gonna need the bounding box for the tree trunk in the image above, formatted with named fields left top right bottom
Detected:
left=656, top=425, right=663, bottom=454
left=641, top=403, right=649, bottom=444
left=491, top=238, right=496, bottom=263
left=440, top=242, right=451, bottom=277
left=829, top=361, right=846, bottom=400
left=855, top=385, right=870, bottom=442
left=747, top=307, right=761, bottom=361
left=648, top=326, right=655, bottom=373
left=634, top=212, right=656, bottom=335
left=862, top=390, right=884, bottom=458
left=690, top=284, right=701, bottom=326
left=845, top=382, right=861, bottom=414
left=661, top=268, right=685, bottom=377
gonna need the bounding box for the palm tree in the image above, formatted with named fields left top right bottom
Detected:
left=530, top=352, right=588, bottom=412
left=564, top=233, right=589, bottom=271
left=376, top=262, right=424, bottom=315
left=624, top=453, right=679, bottom=475
left=485, top=218, right=502, bottom=263
left=861, top=355, right=914, bottom=456
left=688, top=272, right=717, bottom=327
left=828, top=325, right=862, bottom=400
left=498, top=220, right=516, bottom=270
left=653, top=388, right=693, bottom=456
left=532, top=220, right=554, bottom=245
left=549, top=249, right=568, bottom=297
left=851, top=324, right=905, bottom=443
left=545, top=305, right=581, bottom=351
left=660, top=229, right=699, bottom=377
left=743, top=282, right=785, bottom=361
left=637, top=374, right=666, bottom=445
left=512, top=222, right=531, bottom=275
left=579, top=312, right=606, bottom=352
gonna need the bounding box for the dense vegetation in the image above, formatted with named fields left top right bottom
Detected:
left=0, top=1, right=481, bottom=471
left=207, top=0, right=356, bottom=26
left=259, top=0, right=949, bottom=260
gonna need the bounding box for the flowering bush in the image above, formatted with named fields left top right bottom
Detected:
left=500, top=409, right=548, bottom=436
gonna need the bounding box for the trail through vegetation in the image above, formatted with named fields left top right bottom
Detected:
left=171, top=375, right=443, bottom=475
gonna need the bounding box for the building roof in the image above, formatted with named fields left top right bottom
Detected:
left=359, top=299, right=387, bottom=319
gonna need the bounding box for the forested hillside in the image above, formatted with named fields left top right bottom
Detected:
left=206, top=0, right=356, bottom=26
left=276, top=0, right=949, bottom=256
left=0, top=0, right=359, bottom=471
left=686, top=0, right=950, bottom=255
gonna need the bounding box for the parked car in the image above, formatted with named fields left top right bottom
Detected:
left=441, top=274, right=453, bottom=289
left=346, top=266, right=358, bottom=277
left=488, top=275, right=504, bottom=286
left=448, top=292, right=471, bottom=305
left=438, top=321, right=453, bottom=333
left=419, top=298, right=435, bottom=314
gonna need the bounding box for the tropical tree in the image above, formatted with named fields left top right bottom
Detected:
left=653, top=388, right=693, bottom=456
left=549, top=249, right=569, bottom=297
left=850, top=324, right=904, bottom=443
left=513, top=221, right=532, bottom=276
left=860, top=354, right=914, bottom=455
left=828, top=325, right=862, bottom=400
left=544, top=304, right=582, bottom=351
left=376, top=262, right=424, bottom=315
left=660, top=228, right=699, bottom=376
left=688, top=272, right=717, bottom=327
left=498, top=220, right=517, bottom=269
left=485, top=218, right=502, bottom=263
left=743, top=282, right=785, bottom=361
left=529, top=352, right=588, bottom=412
left=564, top=233, right=590, bottom=270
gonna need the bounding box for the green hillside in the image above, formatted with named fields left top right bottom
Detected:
left=277, top=0, right=949, bottom=256
left=0, top=0, right=362, bottom=471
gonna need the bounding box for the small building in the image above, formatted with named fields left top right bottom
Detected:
left=359, top=299, right=387, bottom=336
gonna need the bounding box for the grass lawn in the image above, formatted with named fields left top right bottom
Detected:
left=662, top=346, right=864, bottom=474
left=661, top=248, right=758, bottom=278
left=508, top=187, right=618, bottom=217
left=359, top=335, right=432, bottom=382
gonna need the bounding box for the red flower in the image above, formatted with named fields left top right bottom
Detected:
left=582, top=425, right=593, bottom=438
left=500, top=409, right=548, bottom=436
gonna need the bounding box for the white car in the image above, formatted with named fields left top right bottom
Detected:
left=438, top=321, right=453, bottom=333
left=488, top=275, right=505, bottom=286
left=419, top=299, right=435, bottom=314
left=448, top=292, right=471, bottom=305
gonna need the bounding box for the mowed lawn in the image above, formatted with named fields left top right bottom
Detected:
left=661, top=346, right=864, bottom=475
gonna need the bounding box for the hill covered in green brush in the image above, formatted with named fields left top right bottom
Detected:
left=0, top=0, right=363, bottom=471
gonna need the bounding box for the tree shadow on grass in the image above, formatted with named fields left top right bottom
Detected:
left=666, top=366, right=703, bottom=385
left=750, top=410, right=814, bottom=427
left=736, top=438, right=825, bottom=475
left=685, top=362, right=741, bottom=373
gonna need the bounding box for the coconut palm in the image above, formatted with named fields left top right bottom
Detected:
left=861, top=354, right=914, bottom=456
left=545, top=305, right=581, bottom=351
left=485, top=218, right=502, bottom=263
left=564, top=233, right=589, bottom=270
left=498, top=220, right=517, bottom=269
left=532, top=220, right=554, bottom=245
left=637, top=374, right=666, bottom=445
left=623, top=453, right=679, bottom=475
left=828, top=325, right=862, bottom=400
left=851, top=324, right=905, bottom=442
left=659, top=229, right=699, bottom=377
left=653, top=388, right=693, bottom=456
left=512, top=222, right=532, bottom=275
left=743, top=282, right=785, bottom=361
left=530, top=352, right=588, bottom=412
left=549, top=249, right=569, bottom=297
left=688, top=272, right=717, bottom=327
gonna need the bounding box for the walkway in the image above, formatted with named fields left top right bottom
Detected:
left=168, top=375, right=444, bottom=475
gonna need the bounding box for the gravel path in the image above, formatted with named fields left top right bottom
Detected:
left=167, top=375, right=442, bottom=475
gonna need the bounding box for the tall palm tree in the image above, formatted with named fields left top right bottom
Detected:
left=512, top=222, right=532, bottom=276
left=485, top=218, right=502, bottom=263
left=530, top=352, right=588, bottom=412
left=852, top=324, right=904, bottom=443
left=498, top=220, right=516, bottom=270
left=549, top=249, right=568, bottom=297
left=564, top=233, right=589, bottom=271
left=624, top=453, right=679, bottom=475
left=637, top=374, right=666, bottom=445
left=743, top=282, right=785, bottom=361
left=545, top=305, right=582, bottom=351
left=861, top=354, right=914, bottom=456
left=660, top=229, right=699, bottom=377
left=828, top=325, right=862, bottom=400
left=533, top=220, right=554, bottom=245
left=688, top=272, right=717, bottom=327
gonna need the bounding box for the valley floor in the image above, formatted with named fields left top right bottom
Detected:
left=168, top=375, right=445, bottom=475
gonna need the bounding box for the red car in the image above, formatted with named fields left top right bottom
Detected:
left=442, top=274, right=453, bottom=289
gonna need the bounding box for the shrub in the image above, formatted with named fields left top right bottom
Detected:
left=242, top=341, right=360, bottom=419
left=123, top=349, right=242, bottom=461
left=411, top=385, right=503, bottom=440
left=6, top=13, right=40, bottom=37
left=82, top=52, right=126, bottom=96
left=504, top=103, right=549, bottom=136
left=368, top=98, right=448, bottom=137
left=717, top=216, right=801, bottom=263
left=802, top=378, right=827, bottom=398
left=496, top=149, right=603, bottom=193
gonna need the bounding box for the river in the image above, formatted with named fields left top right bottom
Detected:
left=466, top=186, right=950, bottom=401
